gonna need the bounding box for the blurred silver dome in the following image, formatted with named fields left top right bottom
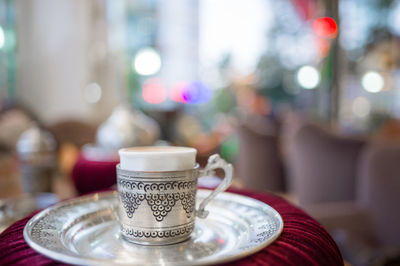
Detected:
left=96, top=105, right=160, bottom=150
left=16, top=123, right=56, bottom=156
left=16, top=123, right=56, bottom=193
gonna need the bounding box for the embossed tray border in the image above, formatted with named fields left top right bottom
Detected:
left=23, top=190, right=284, bottom=266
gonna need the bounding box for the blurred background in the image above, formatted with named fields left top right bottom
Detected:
left=1, top=0, right=400, bottom=265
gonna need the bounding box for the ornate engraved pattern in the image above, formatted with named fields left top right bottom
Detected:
left=251, top=220, right=280, bottom=244
left=118, top=180, right=197, bottom=192
left=119, top=191, right=196, bottom=222
left=120, top=191, right=145, bottom=218
left=31, top=219, right=58, bottom=246
left=180, top=190, right=196, bottom=217
left=118, top=179, right=197, bottom=222
left=24, top=191, right=283, bottom=265
left=145, top=193, right=177, bottom=221
left=122, top=223, right=195, bottom=239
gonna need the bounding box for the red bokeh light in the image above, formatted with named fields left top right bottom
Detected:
left=313, top=17, right=338, bottom=37
left=142, top=78, right=166, bottom=104
left=170, top=82, right=187, bottom=103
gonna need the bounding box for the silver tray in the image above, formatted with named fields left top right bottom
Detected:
left=24, top=190, right=283, bottom=265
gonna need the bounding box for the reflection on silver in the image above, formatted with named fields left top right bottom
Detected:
left=24, top=190, right=283, bottom=266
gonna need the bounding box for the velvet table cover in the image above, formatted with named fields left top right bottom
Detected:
left=0, top=186, right=343, bottom=266
left=71, top=155, right=119, bottom=195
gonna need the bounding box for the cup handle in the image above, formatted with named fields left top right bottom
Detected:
left=196, top=154, right=233, bottom=219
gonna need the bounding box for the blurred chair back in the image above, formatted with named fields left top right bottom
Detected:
left=48, top=120, right=97, bottom=148
left=235, top=117, right=285, bottom=192
left=288, top=123, right=365, bottom=204
left=357, top=143, right=400, bottom=247
left=0, top=107, right=33, bottom=151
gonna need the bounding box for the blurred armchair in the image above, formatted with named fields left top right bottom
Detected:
left=283, top=118, right=400, bottom=263
left=235, top=116, right=285, bottom=192
left=357, top=142, right=400, bottom=248
left=47, top=120, right=97, bottom=148
left=287, top=123, right=365, bottom=204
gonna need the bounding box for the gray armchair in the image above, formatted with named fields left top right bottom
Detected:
left=235, top=117, right=285, bottom=192
left=357, top=142, right=400, bottom=247
left=287, top=123, right=365, bottom=204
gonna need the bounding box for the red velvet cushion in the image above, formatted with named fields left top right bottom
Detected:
left=71, top=155, right=119, bottom=195
left=0, top=188, right=343, bottom=266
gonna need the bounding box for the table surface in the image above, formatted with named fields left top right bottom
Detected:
left=0, top=187, right=343, bottom=266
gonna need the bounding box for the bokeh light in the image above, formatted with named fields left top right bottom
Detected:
left=170, top=82, right=187, bottom=103
left=296, top=65, right=320, bottom=89
left=133, top=47, right=161, bottom=76
left=181, top=81, right=212, bottom=104
left=220, top=134, right=239, bottom=162
left=313, top=17, right=338, bottom=37
left=0, top=26, right=4, bottom=49
left=142, top=78, right=166, bottom=104
left=83, top=83, right=102, bottom=104
left=361, top=71, right=384, bottom=93
left=388, top=2, right=400, bottom=36
left=352, top=96, right=371, bottom=118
